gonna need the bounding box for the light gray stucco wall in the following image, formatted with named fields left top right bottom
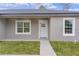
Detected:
left=0, top=19, right=6, bottom=39
left=6, top=19, right=38, bottom=39
left=50, top=17, right=79, bottom=41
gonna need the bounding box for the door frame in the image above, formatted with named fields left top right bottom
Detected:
left=38, top=19, right=48, bottom=39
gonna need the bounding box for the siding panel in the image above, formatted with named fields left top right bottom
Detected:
left=0, top=19, right=6, bottom=39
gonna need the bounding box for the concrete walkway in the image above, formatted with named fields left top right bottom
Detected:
left=40, top=40, right=56, bottom=56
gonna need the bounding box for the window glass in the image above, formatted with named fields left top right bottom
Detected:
left=24, top=22, right=29, bottom=28
left=65, top=20, right=72, bottom=34
left=24, top=28, right=29, bottom=32
left=41, top=24, right=46, bottom=27
left=17, top=22, right=23, bottom=28
left=16, top=20, right=31, bottom=34
left=17, top=28, right=23, bottom=33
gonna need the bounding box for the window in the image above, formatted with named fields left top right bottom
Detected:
left=41, top=24, right=46, bottom=27
left=16, top=20, right=31, bottom=34
left=63, top=18, right=75, bottom=36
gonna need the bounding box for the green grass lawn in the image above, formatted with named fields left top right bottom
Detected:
left=0, top=41, right=40, bottom=55
left=50, top=41, right=79, bottom=56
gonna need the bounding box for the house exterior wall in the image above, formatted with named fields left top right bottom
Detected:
left=0, top=19, right=6, bottom=39
left=5, top=19, right=39, bottom=39
left=0, top=16, right=79, bottom=41
left=50, top=17, right=79, bottom=41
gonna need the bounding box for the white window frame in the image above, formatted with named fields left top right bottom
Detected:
left=63, top=17, right=75, bottom=36
left=15, top=20, right=31, bottom=34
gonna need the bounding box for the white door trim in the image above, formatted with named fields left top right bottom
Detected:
left=38, top=19, right=48, bottom=39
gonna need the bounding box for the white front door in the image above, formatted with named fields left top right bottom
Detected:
left=39, top=20, right=48, bottom=39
